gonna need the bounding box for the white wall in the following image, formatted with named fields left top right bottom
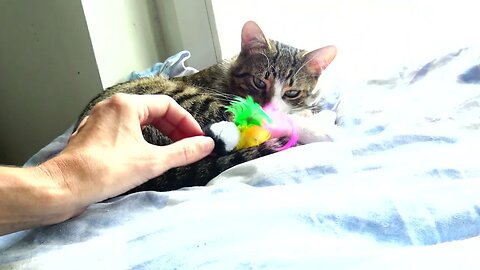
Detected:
left=0, top=0, right=102, bottom=165
left=155, top=0, right=219, bottom=70
left=82, top=0, right=167, bottom=88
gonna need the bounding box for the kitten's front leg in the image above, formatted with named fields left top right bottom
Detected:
left=291, top=110, right=343, bottom=144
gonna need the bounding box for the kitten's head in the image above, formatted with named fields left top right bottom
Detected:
left=229, top=21, right=336, bottom=113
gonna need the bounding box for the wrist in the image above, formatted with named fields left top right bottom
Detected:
left=0, top=162, right=84, bottom=235
left=40, top=149, right=113, bottom=206
left=35, top=153, right=89, bottom=222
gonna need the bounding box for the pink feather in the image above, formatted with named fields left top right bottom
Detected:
left=262, top=104, right=299, bottom=151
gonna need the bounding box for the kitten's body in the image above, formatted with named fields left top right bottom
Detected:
left=78, top=22, right=337, bottom=193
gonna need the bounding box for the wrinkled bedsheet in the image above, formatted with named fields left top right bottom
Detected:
left=1, top=47, right=480, bottom=269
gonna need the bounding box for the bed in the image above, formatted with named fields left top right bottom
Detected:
left=1, top=47, right=479, bottom=269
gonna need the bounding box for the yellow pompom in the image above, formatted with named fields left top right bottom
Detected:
left=236, top=125, right=271, bottom=150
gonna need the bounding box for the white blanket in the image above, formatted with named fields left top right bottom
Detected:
left=1, top=47, right=480, bottom=269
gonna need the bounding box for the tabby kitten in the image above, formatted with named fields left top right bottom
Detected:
left=78, top=21, right=337, bottom=193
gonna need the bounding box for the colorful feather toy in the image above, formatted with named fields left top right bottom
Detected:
left=203, top=96, right=298, bottom=154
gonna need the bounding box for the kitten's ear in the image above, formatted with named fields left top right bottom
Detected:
left=303, top=45, right=337, bottom=76
left=241, top=21, right=269, bottom=54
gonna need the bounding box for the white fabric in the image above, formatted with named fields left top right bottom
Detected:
left=2, top=47, right=480, bottom=269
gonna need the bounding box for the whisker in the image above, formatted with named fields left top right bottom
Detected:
left=192, top=85, right=240, bottom=104
left=259, top=52, right=271, bottom=71
left=293, top=56, right=316, bottom=78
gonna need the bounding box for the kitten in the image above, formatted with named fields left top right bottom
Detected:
left=78, top=21, right=337, bottom=192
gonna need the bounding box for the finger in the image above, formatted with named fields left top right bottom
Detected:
left=154, top=136, right=214, bottom=171
left=150, top=117, right=202, bottom=141
left=134, top=95, right=204, bottom=140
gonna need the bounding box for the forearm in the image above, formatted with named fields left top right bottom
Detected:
left=0, top=160, right=82, bottom=236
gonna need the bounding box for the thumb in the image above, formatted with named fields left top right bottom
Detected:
left=156, top=136, right=214, bottom=171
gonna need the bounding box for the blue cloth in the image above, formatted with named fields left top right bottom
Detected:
left=128, top=50, right=197, bottom=80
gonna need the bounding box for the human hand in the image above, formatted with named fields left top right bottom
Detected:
left=0, top=93, right=214, bottom=236
left=41, top=93, right=214, bottom=208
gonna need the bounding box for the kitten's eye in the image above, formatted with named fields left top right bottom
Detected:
left=283, top=90, right=301, bottom=99
left=252, top=77, right=266, bottom=89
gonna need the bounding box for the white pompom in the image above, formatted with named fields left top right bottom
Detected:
left=209, top=121, right=240, bottom=152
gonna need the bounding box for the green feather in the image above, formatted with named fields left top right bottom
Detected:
left=225, top=96, right=272, bottom=127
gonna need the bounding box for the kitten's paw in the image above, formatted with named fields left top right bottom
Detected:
left=294, top=110, right=344, bottom=144
left=298, top=123, right=343, bottom=144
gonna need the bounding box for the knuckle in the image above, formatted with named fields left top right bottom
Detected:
left=109, top=93, right=130, bottom=107
left=107, top=93, right=136, bottom=113
left=91, top=93, right=136, bottom=117
left=90, top=100, right=106, bottom=115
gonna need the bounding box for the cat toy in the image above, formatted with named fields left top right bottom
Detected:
left=203, top=96, right=298, bottom=155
